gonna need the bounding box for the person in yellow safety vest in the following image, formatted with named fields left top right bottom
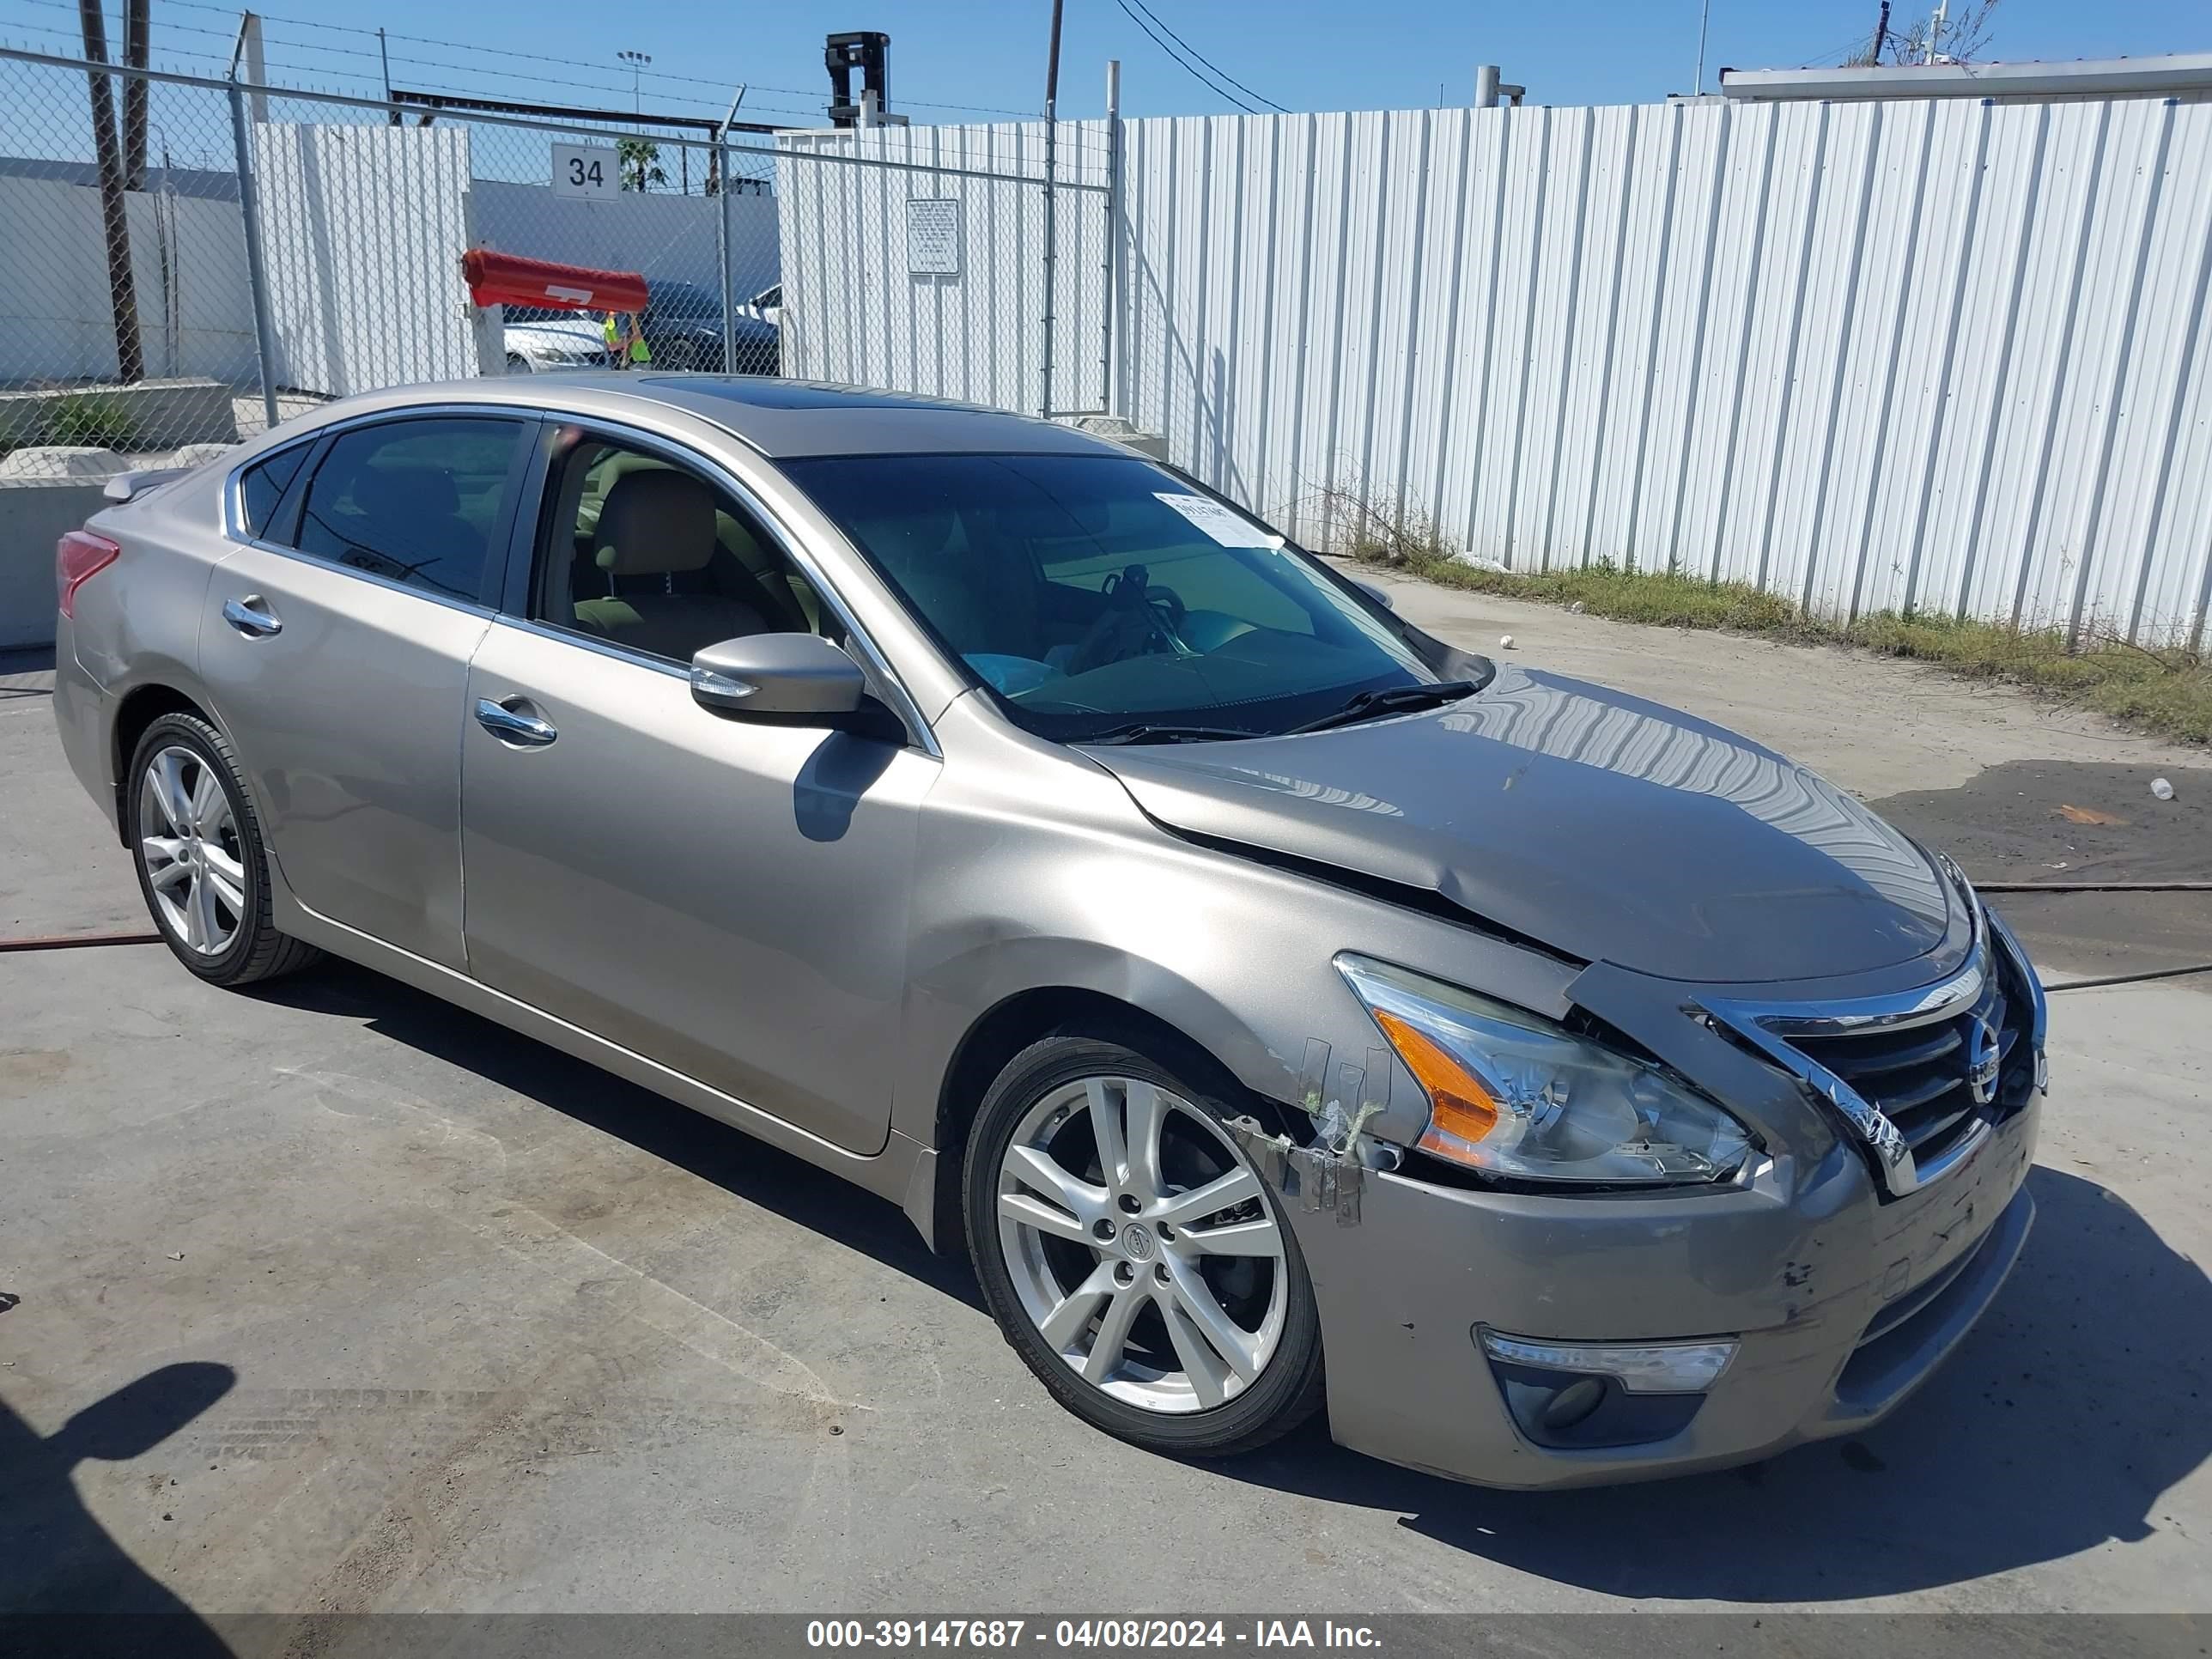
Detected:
left=602, top=311, right=652, bottom=370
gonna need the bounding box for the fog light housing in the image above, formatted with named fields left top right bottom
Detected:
left=1539, top=1376, right=1608, bottom=1432
left=1477, top=1328, right=1738, bottom=1450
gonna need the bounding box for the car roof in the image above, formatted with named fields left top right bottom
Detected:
left=313, top=375, right=1128, bottom=462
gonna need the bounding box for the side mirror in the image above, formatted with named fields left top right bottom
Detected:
left=691, top=633, right=867, bottom=721
left=1351, top=577, right=1395, bottom=612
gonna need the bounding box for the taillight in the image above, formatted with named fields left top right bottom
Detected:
left=57, top=530, right=120, bottom=619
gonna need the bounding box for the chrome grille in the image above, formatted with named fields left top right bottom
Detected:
left=1699, top=902, right=2049, bottom=1200
left=1783, top=952, right=2034, bottom=1165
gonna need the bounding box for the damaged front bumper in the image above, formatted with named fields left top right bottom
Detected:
left=1248, top=1095, right=2039, bottom=1490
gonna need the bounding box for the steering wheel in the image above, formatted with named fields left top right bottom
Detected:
left=1102, top=567, right=1185, bottom=647
left=1145, top=583, right=1188, bottom=637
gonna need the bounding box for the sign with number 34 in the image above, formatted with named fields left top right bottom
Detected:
left=550, top=143, right=618, bottom=199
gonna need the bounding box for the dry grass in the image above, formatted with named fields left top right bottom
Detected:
left=1331, top=507, right=2211, bottom=744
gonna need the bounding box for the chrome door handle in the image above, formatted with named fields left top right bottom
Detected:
left=222, top=595, right=282, bottom=637
left=474, top=696, right=558, bottom=747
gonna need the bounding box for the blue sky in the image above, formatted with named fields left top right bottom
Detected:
left=2, top=0, right=2208, bottom=130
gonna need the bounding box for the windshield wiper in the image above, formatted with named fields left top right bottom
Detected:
left=1285, top=678, right=1480, bottom=735
left=1080, top=722, right=1259, bottom=746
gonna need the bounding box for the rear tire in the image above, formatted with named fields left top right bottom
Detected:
left=127, top=713, right=322, bottom=988
left=964, top=1032, right=1325, bottom=1458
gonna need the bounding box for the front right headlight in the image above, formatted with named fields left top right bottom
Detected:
left=1337, top=954, right=1753, bottom=1187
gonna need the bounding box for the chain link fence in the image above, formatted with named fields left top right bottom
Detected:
left=0, top=46, right=1111, bottom=489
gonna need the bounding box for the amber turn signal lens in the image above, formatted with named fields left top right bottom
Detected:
left=1373, top=1008, right=1500, bottom=1146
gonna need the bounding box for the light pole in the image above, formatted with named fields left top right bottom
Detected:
left=617, top=49, right=651, bottom=115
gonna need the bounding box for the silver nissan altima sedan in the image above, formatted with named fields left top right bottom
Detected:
left=52, top=376, right=2049, bottom=1488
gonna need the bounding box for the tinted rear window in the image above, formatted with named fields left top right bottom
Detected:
left=293, top=417, right=523, bottom=604
left=239, top=445, right=308, bottom=536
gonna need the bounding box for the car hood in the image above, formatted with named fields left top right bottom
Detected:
left=1084, top=665, right=1957, bottom=984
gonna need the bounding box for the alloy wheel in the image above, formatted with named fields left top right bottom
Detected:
left=137, top=744, right=246, bottom=957
left=996, top=1075, right=1287, bottom=1413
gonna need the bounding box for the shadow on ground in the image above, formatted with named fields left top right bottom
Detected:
left=0, top=1361, right=238, bottom=1651
left=1221, top=1164, right=2212, bottom=1601
left=248, top=962, right=981, bottom=1311
left=253, top=965, right=2210, bottom=1602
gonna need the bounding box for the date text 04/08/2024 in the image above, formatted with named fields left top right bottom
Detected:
left=804, top=1621, right=1383, bottom=1650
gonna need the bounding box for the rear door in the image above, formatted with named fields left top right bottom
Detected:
left=201, top=411, right=532, bottom=969
left=458, top=422, right=936, bottom=1153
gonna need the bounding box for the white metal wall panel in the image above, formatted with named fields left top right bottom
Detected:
left=252, top=124, right=477, bottom=398
left=2092, top=106, right=2212, bottom=642
left=1115, top=88, right=2212, bottom=641
left=784, top=92, right=2212, bottom=644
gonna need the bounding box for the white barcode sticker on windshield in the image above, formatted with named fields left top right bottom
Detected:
left=1154, top=492, right=1279, bottom=548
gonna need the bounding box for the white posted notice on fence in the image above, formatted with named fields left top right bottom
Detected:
left=1155, top=493, right=1278, bottom=548
left=907, top=198, right=962, bottom=276
left=550, top=143, right=618, bottom=198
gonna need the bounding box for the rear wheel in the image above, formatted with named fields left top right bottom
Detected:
left=964, top=1033, right=1324, bottom=1456
left=128, top=713, right=321, bottom=987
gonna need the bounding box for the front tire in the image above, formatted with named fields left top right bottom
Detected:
left=964, top=1033, right=1325, bottom=1457
left=128, top=713, right=321, bottom=988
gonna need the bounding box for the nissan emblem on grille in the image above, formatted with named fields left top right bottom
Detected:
left=1967, top=1015, right=2002, bottom=1106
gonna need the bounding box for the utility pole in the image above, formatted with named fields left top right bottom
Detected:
left=1102, top=58, right=1121, bottom=416
left=380, top=28, right=399, bottom=125
left=1040, top=0, right=1063, bottom=419
left=77, top=0, right=143, bottom=383
left=1925, top=0, right=1947, bottom=64
left=1868, top=2, right=1891, bottom=65
left=1693, top=0, right=1711, bottom=95
left=122, top=0, right=149, bottom=188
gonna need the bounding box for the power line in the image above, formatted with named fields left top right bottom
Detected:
left=143, top=0, right=1047, bottom=120
left=1122, top=0, right=1288, bottom=113
left=4, top=1, right=1107, bottom=132
left=1110, top=0, right=1259, bottom=113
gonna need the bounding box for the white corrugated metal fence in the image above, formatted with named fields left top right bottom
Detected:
left=781, top=92, right=2212, bottom=648
left=1118, top=94, right=2212, bottom=647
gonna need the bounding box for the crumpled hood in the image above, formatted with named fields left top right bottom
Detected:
left=1085, top=666, right=1957, bottom=984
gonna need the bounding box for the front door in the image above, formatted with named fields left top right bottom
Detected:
left=458, top=426, right=934, bottom=1154
left=200, top=413, right=532, bottom=970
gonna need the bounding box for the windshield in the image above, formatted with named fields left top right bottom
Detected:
left=784, top=452, right=1472, bottom=742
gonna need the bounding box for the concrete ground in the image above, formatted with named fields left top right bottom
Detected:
left=2, top=580, right=2209, bottom=1623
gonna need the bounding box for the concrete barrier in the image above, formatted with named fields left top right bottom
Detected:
left=0, top=378, right=240, bottom=461
left=0, top=480, right=105, bottom=649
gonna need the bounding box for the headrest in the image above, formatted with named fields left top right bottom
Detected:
left=595, top=467, right=718, bottom=575
left=353, top=464, right=458, bottom=523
